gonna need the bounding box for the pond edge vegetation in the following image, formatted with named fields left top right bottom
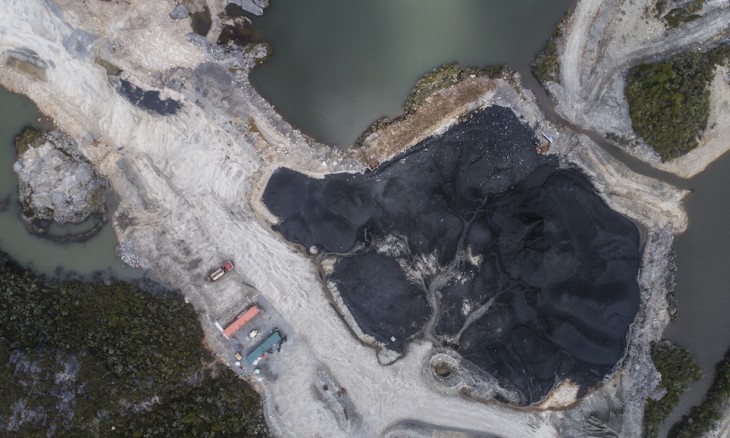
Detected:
left=670, top=346, right=730, bottom=437
left=531, top=2, right=576, bottom=86
left=642, top=341, right=702, bottom=438
left=353, top=62, right=510, bottom=149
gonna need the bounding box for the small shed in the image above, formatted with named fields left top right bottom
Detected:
left=223, top=305, right=260, bottom=338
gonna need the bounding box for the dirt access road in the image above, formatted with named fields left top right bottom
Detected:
left=550, top=0, right=730, bottom=177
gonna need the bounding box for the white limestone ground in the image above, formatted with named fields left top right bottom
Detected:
left=547, top=0, right=730, bottom=178
left=14, top=131, right=108, bottom=225
left=0, top=0, right=690, bottom=437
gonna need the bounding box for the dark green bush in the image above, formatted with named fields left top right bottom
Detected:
left=643, top=341, right=702, bottom=438
left=626, top=51, right=716, bottom=160
left=670, top=346, right=730, bottom=437
left=114, top=371, right=268, bottom=438
left=0, top=254, right=266, bottom=436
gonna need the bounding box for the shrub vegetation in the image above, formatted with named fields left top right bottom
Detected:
left=355, top=63, right=508, bottom=148
left=656, top=0, right=706, bottom=28
left=670, top=346, right=730, bottom=437
left=0, top=253, right=267, bottom=437
left=531, top=2, right=576, bottom=86
left=403, top=63, right=507, bottom=114
left=532, top=26, right=563, bottom=86
left=625, top=49, right=724, bottom=161
left=643, top=341, right=702, bottom=438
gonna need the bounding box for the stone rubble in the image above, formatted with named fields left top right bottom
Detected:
left=13, top=130, right=108, bottom=228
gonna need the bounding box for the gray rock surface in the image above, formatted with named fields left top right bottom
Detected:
left=13, top=130, right=108, bottom=226
left=169, top=4, right=189, bottom=20
left=228, top=0, right=268, bottom=16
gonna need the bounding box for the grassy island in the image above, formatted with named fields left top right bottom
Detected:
left=0, top=253, right=267, bottom=437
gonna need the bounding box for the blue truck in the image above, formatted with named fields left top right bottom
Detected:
left=246, top=330, right=283, bottom=365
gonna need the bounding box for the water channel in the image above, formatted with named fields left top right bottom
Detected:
left=0, top=0, right=726, bottom=434
left=660, top=151, right=730, bottom=435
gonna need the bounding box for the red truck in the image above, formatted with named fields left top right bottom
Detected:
left=209, top=260, right=234, bottom=281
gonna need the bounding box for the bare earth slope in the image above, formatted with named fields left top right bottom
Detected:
left=0, top=0, right=691, bottom=436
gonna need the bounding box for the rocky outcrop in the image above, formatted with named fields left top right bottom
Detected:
left=13, top=130, right=108, bottom=233
left=227, top=0, right=269, bottom=16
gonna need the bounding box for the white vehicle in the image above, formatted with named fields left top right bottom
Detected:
left=209, top=260, right=234, bottom=281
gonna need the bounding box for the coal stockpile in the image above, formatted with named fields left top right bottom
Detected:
left=119, top=79, right=181, bottom=115
left=262, top=106, right=641, bottom=404
left=455, top=171, right=640, bottom=403
left=331, top=253, right=430, bottom=351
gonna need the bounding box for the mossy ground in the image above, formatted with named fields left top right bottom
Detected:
left=0, top=253, right=267, bottom=437
left=13, top=127, right=42, bottom=156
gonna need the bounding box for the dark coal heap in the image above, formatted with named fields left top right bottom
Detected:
left=262, top=106, right=641, bottom=404
left=119, top=79, right=181, bottom=115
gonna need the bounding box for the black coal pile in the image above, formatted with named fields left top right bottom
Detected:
left=262, top=106, right=641, bottom=404
left=119, top=79, right=181, bottom=115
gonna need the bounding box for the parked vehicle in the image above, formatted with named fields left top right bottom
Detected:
left=246, top=330, right=283, bottom=365
left=223, top=305, right=260, bottom=338
left=209, top=260, right=234, bottom=281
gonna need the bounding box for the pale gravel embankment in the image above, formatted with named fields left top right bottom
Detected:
left=0, top=0, right=690, bottom=436
left=548, top=0, right=730, bottom=178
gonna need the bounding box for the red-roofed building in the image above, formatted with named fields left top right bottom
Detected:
left=224, top=305, right=260, bottom=338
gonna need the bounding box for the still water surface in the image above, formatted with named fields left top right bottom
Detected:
left=0, top=88, right=141, bottom=279
left=250, top=0, right=574, bottom=146
left=660, top=151, right=730, bottom=434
